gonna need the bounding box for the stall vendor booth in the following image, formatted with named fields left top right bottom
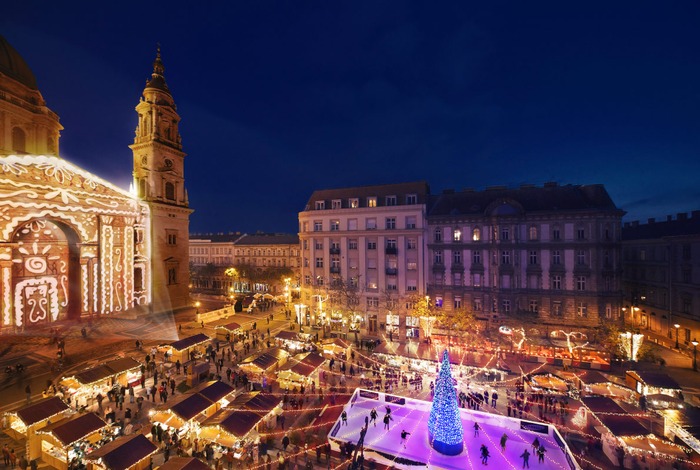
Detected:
left=59, top=357, right=143, bottom=410
left=275, top=330, right=314, bottom=353
left=4, top=397, right=71, bottom=459
left=35, top=412, right=109, bottom=470
left=562, top=370, right=635, bottom=400
left=238, top=347, right=288, bottom=384
left=319, top=337, right=351, bottom=360
left=277, top=352, right=325, bottom=391
left=625, top=371, right=684, bottom=408
left=86, top=434, right=158, bottom=470
left=213, top=320, right=242, bottom=342
left=168, top=334, right=212, bottom=363
left=526, top=372, right=569, bottom=395
left=156, top=457, right=210, bottom=470
left=194, top=381, right=235, bottom=408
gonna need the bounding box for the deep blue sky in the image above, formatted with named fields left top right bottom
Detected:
left=3, top=2, right=699, bottom=234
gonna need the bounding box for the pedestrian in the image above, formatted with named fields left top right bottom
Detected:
left=480, top=444, right=490, bottom=465
left=3, top=445, right=10, bottom=467
left=282, top=433, right=290, bottom=452
left=500, top=433, right=508, bottom=451
left=175, top=360, right=181, bottom=374
left=341, top=410, right=348, bottom=426
left=170, top=378, right=176, bottom=395
left=400, top=430, right=411, bottom=448
left=24, top=385, right=31, bottom=404
left=473, top=422, right=480, bottom=437
left=369, top=408, right=378, bottom=427
left=128, top=384, right=135, bottom=403
left=520, top=449, right=530, bottom=469
left=537, top=445, right=547, bottom=463
left=18, top=454, right=28, bottom=470
left=9, top=449, right=16, bottom=469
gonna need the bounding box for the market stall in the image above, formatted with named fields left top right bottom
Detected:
left=319, top=337, right=351, bottom=360
left=625, top=371, right=684, bottom=408
left=213, top=320, right=242, bottom=342
left=168, top=334, right=211, bottom=363
left=276, top=352, right=325, bottom=391
left=3, top=396, right=71, bottom=459
left=275, top=330, right=313, bottom=353
left=35, top=412, right=109, bottom=470
left=527, top=372, right=569, bottom=394
left=59, top=357, right=142, bottom=410
left=562, top=370, right=635, bottom=400
left=238, top=347, right=288, bottom=384
left=86, top=433, right=158, bottom=470
left=156, top=457, right=210, bottom=470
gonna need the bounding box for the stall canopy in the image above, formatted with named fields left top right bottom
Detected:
left=156, top=457, right=210, bottom=470
left=626, top=371, right=681, bottom=392
left=72, top=357, right=142, bottom=386
left=528, top=373, right=569, bottom=393
left=194, top=381, right=235, bottom=404
left=169, top=393, right=215, bottom=422
left=581, top=396, right=649, bottom=436
left=275, top=330, right=311, bottom=343
left=38, top=412, right=107, bottom=447
left=86, top=434, right=157, bottom=470
left=286, top=352, right=325, bottom=377
left=214, top=321, right=241, bottom=332
left=240, top=347, right=288, bottom=372
left=229, top=392, right=281, bottom=414
left=16, top=397, right=69, bottom=426
left=205, top=409, right=264, bottom=438
left=171, top=334, right=211, bottom=352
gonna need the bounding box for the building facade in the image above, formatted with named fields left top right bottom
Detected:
left=298, top=182, right=429, bottom=336
left=426, top=183, right=625, bottom=335
left=0, top=36, right=190, bottom=332
left=622, top=211, right=700, bottom=347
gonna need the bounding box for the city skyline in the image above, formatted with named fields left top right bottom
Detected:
left=3, top=2, right=699, bottom=234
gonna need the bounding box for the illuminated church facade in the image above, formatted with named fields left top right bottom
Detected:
left=0, top=35, right=191, bottom=332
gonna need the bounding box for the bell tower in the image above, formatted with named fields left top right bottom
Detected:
left=130, top=46, right=192, bottom=313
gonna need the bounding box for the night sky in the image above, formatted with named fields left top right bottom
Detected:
left=3, top=2, right=699, bottom=234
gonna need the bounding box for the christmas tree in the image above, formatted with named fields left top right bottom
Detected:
left=427, top=349, right=464, bottom=455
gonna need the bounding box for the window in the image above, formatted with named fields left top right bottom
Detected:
left=304, top=275, right=311, bottom=285
left=529, top=225, right=538, bottom=240
left=502, top=300, right=511, bottom=313
left=348, top=219, right=358, bottom=230
left=330, top=220, right=340, bottom=231
left=529, top=300, right=538, bottom=313
left=473, top=298, right=482, bottom=311
left=434, top=228, right=442, bottom=242
left=385, top=217, right=396, bottom=230
left=473, top=273, right=481, bottom=287
left=501, top=251, right=511, bottom=265
left=552, top=301, right=562, bottom=317
left=315, top=201, right=325, bottom=210
left=406, top=216, right=417, bottom=229
left=501, top=227, right=510, bottom=241
left=552, top=227, right=561, bottom=240
left=367, top=297, right=379, bottom=308
left=552, top=275, right=562, bottom=290
left=348, top=239, right=358, bottom=250
left=165, top=182, right=175, bottom=201
left=472, top=227, right=481, bottom=241
left=577, top=227, right=586, bottom=240
left=453, top=272, right=462, bottom=285
left=407, top=238, right=417, bottom=250
left=407, top=261, right=417, bottom=270
left=407, top=279, right=417, bottom=291
left=529, top=251, right=538, bottom=265
left=367, top=197, right=377, bottom=208
left=331, top=199, right=342, bottom=209
left=366, top=218, right=377, bottom=230
left=316, top=276, right=324, bottom=286
left=315, top=258, right=324, bottom=268
left=349, top=198, right=359, bottom=208
left=314, top=221, right=322, bottom=232
left=302, top=222, right=308, bottom=232
left=315, top=241, right=323, bottom=250
left=406, top=194, right=417, bottom=204
left=453, top=229, right=462, bottom=242
left=386, top=195, right=397, bottom=206
left=367, top=241, right=377, bottom=250
left=472, top=250, right=481, bottom=265
left=167, top=231, right=177, bottom=246
left=552, top=250, right=561, bottom=265
left=331, top=258, right=340, bottom=269
left=387, top=283, right=397, bottom=291
left=576, top=250, right=586, bottom=265
left=682, top=244, right=691, bottom=260
left=434, top=250, right=443, bottom=264
left=386, top=239, right=397, bottom=249
left=167, top=267, right=177, bottom=285
left=303, top=257, right=309, bottom=267
left=577, top=302, right=588, bottom=317
left=449, top=251, right=460, bottom=265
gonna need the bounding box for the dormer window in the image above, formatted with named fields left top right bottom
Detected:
left=386, top=195, right=397, bottom=206
left=332, top=199, right=342, bottom=209
left=315, top=201, right=325, bottom=210
left=367, top=197, right=377, bottom=208
left=349, top=198, right=359, bottom=208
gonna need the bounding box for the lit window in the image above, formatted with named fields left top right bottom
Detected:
left=330, top=220, right=340, bottom=231
left=367, top=197, right=377, bottom=207
left=472, top=227, right=481, bottom=241
left=453, top=229, right=462, bottom=242
left=349, top=198, right=359, bottom=208
left=529, top=300, right=538, bottom=313
left=529, top=225, right=538, bottom=240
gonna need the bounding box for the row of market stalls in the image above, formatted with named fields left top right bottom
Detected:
left=276, top=352, right=326, bottom=391
left=59, top=357, right=142, bottom=409
left=274, top=330, right=314, bottom=353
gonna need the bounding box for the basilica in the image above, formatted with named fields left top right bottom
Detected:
left=0, top=35, right=191, bottom=332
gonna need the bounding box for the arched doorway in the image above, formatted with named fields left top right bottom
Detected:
left=11, top=219, right=81, bottom=327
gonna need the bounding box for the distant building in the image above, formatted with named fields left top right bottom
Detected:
left=298, top=182, right=429, bottom=336
left=426, top=183, right=625, bottom=334
left=622, top=211, right=700, bottom=346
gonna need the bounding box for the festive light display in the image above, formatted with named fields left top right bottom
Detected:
left=427, top=350, right=464, bottom=455
left=620, top=332, right=645, bottom=361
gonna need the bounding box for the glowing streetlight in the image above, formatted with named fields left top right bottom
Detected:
left=692, top=338, right=698, bottom=371
left=194, top=301, right=201, bottom=315
left=674, top=323, right=680, bottom=349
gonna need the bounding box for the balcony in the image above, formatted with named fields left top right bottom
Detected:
left=385, top=268, right=398, bottom=276
left=385, top=246, right=398, bottom=255
left=329, top=247, right=341, bottom=255
left=330, top=266, right=341, bottom=274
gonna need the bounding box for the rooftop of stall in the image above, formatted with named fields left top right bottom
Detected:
left=14, top=396, right=70, bottom=428
left=156, top=457, right=210, bottom=470
left=228, top=392, right=281, bottom=414
left=527, top=372, right=569, bottom=394
left=319, top=337, right=351, bottom=359
left=85, top=433, right=157, bottom=470
left=277, top=352, right=326, bottom=389
left=212, top=321, right=241, bottom=340
left=581, top=396, right=649, bottom=436
left=169, top=394, right=216, bottom=422
left=171, top=334, right=211, bottom=352
left=625, top=371, right=682, bottom=395
left=193, top=381, right=235, bottom=404
left=36, top=412, right=108, bottom=447
left=68, top=357, right=142, bottom=387
left=239, top=347, right=288, bottom=374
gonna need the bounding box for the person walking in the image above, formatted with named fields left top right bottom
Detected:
left=520, top=449, right=531, bottom=469
left=9, top=449, right=16, bottom=469
left=18, top=454, right=28, bottom=470
left=24, top=385, right=31, bottom=404
left=500, top=433, right=508, bottom=451
left=282, top=433, right=290, bottom=452
left=531, top=437, right=540, bottom=454
left=3, top=445, right=10, bottom=467
left=480, top=445, right=490, bottom=465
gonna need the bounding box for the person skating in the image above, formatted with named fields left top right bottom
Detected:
left=480, top=444, right=490, bottom=465
left=341, top=410, right=348, bottom=425
left=537, top=445, right=547, bottom=463
left=383, top=412, right=392, bottom=430
left=473, top=422, right=480, bottom=437
left=400, top=430, right=411, bottom=448
left=500, top=433, right=508, bottom=451
left=520, top=449, right=531, bottom=468
left=369, top=408, right=378, bottom=426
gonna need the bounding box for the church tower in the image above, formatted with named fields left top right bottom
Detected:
left=130, top=47, right=192, bottom=313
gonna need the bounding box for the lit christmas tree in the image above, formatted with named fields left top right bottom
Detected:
left=427, top=349, right=464, bottom=455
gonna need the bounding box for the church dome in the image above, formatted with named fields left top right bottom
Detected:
left=0, top=35, right=38, bottom=90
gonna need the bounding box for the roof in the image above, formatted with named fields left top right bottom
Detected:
left=39, top=412, right=107, bottom=446
left=576, top=370, right=610, bottom=385
left=275, top=330, right=307, bottom=342
left=230, top=392, right=281, bottom=414
left=0, top=35, right=38, bottom=89
left=105, top=357, right=142, bottom=374
left=622, top=211, right=700, bottom=240
left=157, top=457, right=210, bottom=470
left=234, top=233, right=299, bottom=246
left=627, top=371, right=681, bottom=390
left=194, top=381, right=235, bottom=403
left=304, top=181, right=430, bottom=210
left=72, top=357, right=142, bottom=385
left=86, top=434, right=158, bottom=470
left=169, top=393, right=214, bottom=421
left=213, top=321, right=241, bottom=332
left=205, top=409, right=264, bottom=438
left=16, top=396, right=69, bottom=426
left=426, top=183, right=621, bottom=218
left=171, top=334, right=211, bottom=351
left=240, top=348, right=287, bottom=371
left=288, top=352, right=326, bottom=376
left=581, top=396, right=649, bottom=436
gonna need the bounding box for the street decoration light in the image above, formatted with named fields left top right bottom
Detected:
left=692, top=338, right=698, bottom=372
left=674, top=324, right=680, bottom=349
left=620, top=331, right=644, bottom=361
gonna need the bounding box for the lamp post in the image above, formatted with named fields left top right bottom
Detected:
left=674, top=324, right=680, bottom=349
left=692, top=338, right=698, bottom=372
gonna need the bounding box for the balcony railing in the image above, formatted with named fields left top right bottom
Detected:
left=385, top=246, right=398, bottom=255
left=385, top=268, right=398, bottom=276
left=329, top=247, right=341, bottom=255
left=330, top=266, right=341, bottom=274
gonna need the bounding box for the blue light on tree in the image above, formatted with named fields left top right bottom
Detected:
left=427, top=349, right=464, bottom=455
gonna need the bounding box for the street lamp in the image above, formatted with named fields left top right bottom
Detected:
left=194, top=301, right=201, bottom=315
left=692, top=338, right=698, bottom=372
left=674, top=324, right=680, bottom=349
